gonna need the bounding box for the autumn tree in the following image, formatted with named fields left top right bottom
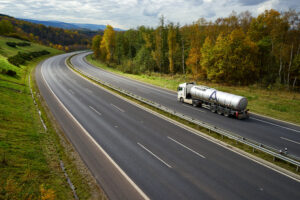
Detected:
left=186, top=21, right=206, bottom=80
left=207, top=33, right=229, bottom=82
left=92, top=35, right=102, bottom=59
left=152, top=27, right=162, bottom=73
left=100, top=25, right=115, bottom=62
left=227, top=28, right=259, bottom=84
left=201, top=36, right=214, bottom=78
left=167, top=23, right=179, bottom=74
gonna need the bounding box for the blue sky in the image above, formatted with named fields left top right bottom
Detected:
left=0, top=0, right=299, bottom=29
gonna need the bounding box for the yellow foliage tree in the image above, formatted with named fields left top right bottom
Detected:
left=100, top=25, right=115, bottom=62
left=152, top=27, right=162, bottom=73
left=168, top=24, right=178, bottom=74
left=186, top=23, right=205, bottom=80
left=92, top=35, right=102, bottom=58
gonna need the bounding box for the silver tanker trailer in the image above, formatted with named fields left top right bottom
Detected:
left=177, top=82, right=249, bottom=119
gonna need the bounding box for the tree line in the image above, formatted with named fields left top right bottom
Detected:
left=92, top=9, right=300, bottom=89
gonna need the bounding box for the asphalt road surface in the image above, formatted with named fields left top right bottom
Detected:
left=36, top=52, right=300, bottom=199
left=70, top=52, right=300, bottom=158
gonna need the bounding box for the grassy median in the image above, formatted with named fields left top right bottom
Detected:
left=86, top=54, right=300, bottom=125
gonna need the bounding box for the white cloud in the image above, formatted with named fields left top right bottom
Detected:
left=0, top=0, right=298, bottom=29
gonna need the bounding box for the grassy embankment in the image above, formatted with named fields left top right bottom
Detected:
left=0, top=37, right=105, bottom=199
left=87, top=54, right=300, bottom=125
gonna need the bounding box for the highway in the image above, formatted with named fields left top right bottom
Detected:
left=71, top=52, right=300, bottom=158
left=36, top=52, right=300, bottom=199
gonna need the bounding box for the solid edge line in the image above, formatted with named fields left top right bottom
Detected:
left=137, top=143, right=172, bottom=168
left=67, top=55, right=300, bottom=183
left=251, top=112, right=300, bottom=128
left=167, top=136, right=205, bottom=159
left=251, top=117, right=300, bottom=133
left=41, top=58, right=150, bottom=200
left=280, top=137, right=300, bottom=145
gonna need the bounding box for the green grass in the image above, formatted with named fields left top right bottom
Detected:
left=0, top=37, right=105, bottom=199
left=87, top=54, right=300, bottom=125
left=0, top=36, right=58, bottom=58
left=72, top=56, right=300, bottom=175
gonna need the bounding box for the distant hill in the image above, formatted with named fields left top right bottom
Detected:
left=0, top=14, right=97, bottom=51
left=19, top=18, right=123, bottom=31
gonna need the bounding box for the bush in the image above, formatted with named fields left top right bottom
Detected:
left=8, top=50, right=50, bottom=67
left=6, top=42, right=17, bottom=48
left=1, top=69, right=7, bottom=74
left=0, top=69, right=16, bottom=76
left=8, top=54, right=25, bottom=67
left=17, top=42, right=31, bottom=47
left=6, top=69, right=16, bottom=76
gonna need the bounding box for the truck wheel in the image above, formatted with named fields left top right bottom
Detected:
left=180, top=97, right=184, bottom=103
left=224, top=110, right=230, bottom=117
left=210, top=106, right=216, bottom=113
left=217, top=108, right=223, bottom=115
left=192, top=101, right=198, bottom=107
left=223, top=108, right=230, bottom=117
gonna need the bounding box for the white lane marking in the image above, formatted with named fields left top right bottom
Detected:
left=68, top=89, right=74, bottom=94
left=137, top=143, right=172, bottom=168
left=111, top=103, right=125, bottom=113
left=89, top=106, right=102, bottom=116
left=280, top=137, right=300, bottom=145
left=182, top=104, right=205, bottom=113
left=168, top=136, right=206, bottom=159
left=42, top=61, right=150, bottom=200
left=251, top=117, right=300, bottom=133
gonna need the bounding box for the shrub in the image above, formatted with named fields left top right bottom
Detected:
left=17, top=42, right=30, bottom=47
left=8, top=53, right=25, bottom=67
left=1, top=69, right=7, bottom=74
left=0, top=69, right=17, bottom=76
left=6, top=42, right=17, bottom=48
left=6, top=69, right=16, bottom=76
left=8, top=50, right=50, bottom=66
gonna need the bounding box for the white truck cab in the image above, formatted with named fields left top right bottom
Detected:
left=177, top=82, right=193, bottom=104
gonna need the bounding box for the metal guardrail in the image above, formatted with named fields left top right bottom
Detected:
left=68, top=61, right=300, bottom=172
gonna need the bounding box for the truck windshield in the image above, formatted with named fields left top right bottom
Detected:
left=177, top=87, right=182, bottom=91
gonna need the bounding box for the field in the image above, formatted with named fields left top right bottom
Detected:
left=0, top=36, right=104, bottom=199
left=86, top=54, right=300, bottom=125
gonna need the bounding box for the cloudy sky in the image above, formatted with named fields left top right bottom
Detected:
left=0, top=0, right=299, bottom=29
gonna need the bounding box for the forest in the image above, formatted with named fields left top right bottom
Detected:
left=0, top=14, right=96, bottom=51
left=92, top=9, right=300, bottom=89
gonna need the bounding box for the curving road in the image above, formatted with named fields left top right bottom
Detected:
left=36, top=52, right=300, bottom=200
left=71, top=52, right=300, bottom=158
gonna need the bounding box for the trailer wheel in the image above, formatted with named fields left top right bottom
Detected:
left=224, top=110, right=230, bottom=117
left=210, top=105, right=216, bottom=113
left=217, top=107, right=223, bottom=115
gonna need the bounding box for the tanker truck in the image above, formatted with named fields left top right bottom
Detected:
left=177, top=82, right=249, bottom=119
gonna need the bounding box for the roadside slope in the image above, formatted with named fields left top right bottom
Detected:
left=0, top=37, right=104, bottom=199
